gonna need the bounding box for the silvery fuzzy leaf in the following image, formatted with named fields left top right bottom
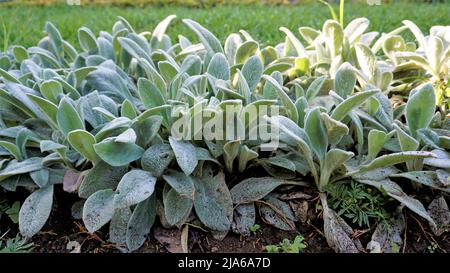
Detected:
left=98, top=37, right=115, bottom=61
left=368, top=207, right=405, bottom=253
left=367, top=129, right=390, bottom=160
left=351, top=166, right=399, bottom=181
left=133, top=115, right=163, bottom=148
left=236, top=69, right=252, bottom=103
left=67, top=130, right=99, bottom=164
left=285, top=153, right=311, bottom=176
left=268, top=115, right=309, bottom=147
left=259, top=193, right=296, bottom=231
left=223, top=140, right=240, bottom=173
left=235, top=40, right=259, bottom=64
left=334, top=62, right=356, bottom=98
left=12, top=45, right=29, bottom=63
left=344, top=18, right=370, bottom=44
left=355, top=43, right=376, bottom=78
left=230, top=177, right=304, bottom=205
left=242, top=55, right=263, bottom=92
left=224, top=33, right=242, bottom=65
left=120, top=99, right=137, bottom=119
left=163, top=186, right=193, bottom=227
left=403, top=20, right=427, bottom=51
left=162, top=170, right=195, bottom=199
left=423, top=149, right=450, bottom=168
left=207, top=53, right=230, bottom=81
left=372, top=91, right=394, bottom=130
left=394, top=123, right=419, bottom=152
left=331, top=89, right=378, bottom=122
left=351, top=151, right=435, bottom=175
left=320, top=112, right=349, bottom=145
left=436, top=170, right=450, bottom=187
left=158, top=61, right=179, bottom=83
left=320, top=194, right=362, bottom=253
left=86, top=66, right=134, bottom=103
left=193, top=172, right=232, bottom=233
left=406, top=84, right=436, bottom=138
left=78, top=26, right=98, bottom=53
left=78, top=161, right=128, bottom=198
left=205, top=140, right=223, bottom=158
left=260, top=46, right=278, bottom=65
left=0, top=67, right=21, bottom=84
left=417, top=128, right=440, bottom=149
left=196, top=147, right=220, bottom=165
left=56, top=97, right=85, bottom=135
left=5, top=82, right=48, bottom=121
left=115, top=128, right=137, bottom=144
left=263, top=71, right=283, bottom=100
left=260, top=157, right=297, bottom=180
left=0, top=175, right=22, bottom=192
left=390, top=171, right=450, bottom=193
left=19, top=185, right=54, bottom=237
left=126, top=195, right=157, bottom=252
left=141, top=143, right=174, bottom=177
left=40, top=80, right=63, bottom=104
left=305, top=76, right=327, bottom=102
left=71, top=199, right=85, bottom=220
left=0, top=140, right=21, bottom=160
left=356, top=178, right=435, bottom=225
left=30, top=169, right=50, bottom=188
left=280, top=27, right=307, bottom=58
left=305, top=108, right=327, bottom=164
left=298, top=27, right=320, bottom=44
left=168, top=136, right=198, bottom=176
left=262, top=156, right=297, bottom=173
left=138, top=58, right=167, bottom=92
left=82, top=189, right=115, bottom=233
left=109, top=207, right=132, bottom=246
left=0, top=157, right=43, bottom=182
left=150, top=15, right=177, bottom=50
left=78, top=91, right=117, bottom=128
left=118, top=36, right=152, bottom=63
left=94, top=137, right=144, bottom=167
left=383, top=35, right=406, bottom=61
left=181, top=54, right=202, bottom=76
left=232, top=203, right=256, bottom=236
left=182, top=19, right=223, bottom=55
left=319, top=149, right=354, bottom=190
left=427, top=196, right=450, bottom=236
left=323, top=20, right=344, bottom=58
left=114, top=169, right=156, bottom=209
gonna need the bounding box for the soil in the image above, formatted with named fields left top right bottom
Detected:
left=1, top=186, right=443, bottom=254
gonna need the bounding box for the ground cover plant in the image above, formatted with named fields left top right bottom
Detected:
left=0, top=1, right=449, bottom=253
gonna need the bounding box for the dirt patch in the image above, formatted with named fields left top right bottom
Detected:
left=25, top=186, right=331, bottom=253
left=3, top=186, right=448, bottom=253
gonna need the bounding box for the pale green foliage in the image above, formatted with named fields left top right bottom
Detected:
left=0, top=13, right=448, bottom=253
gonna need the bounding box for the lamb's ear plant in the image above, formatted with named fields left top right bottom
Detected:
left=0, top=11, right=449, bottom=253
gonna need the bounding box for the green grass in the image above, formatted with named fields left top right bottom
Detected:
left=0, top=3, right=449, bottom=49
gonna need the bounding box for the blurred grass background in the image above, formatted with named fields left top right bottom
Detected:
left=0, top=0, right=449, bottom=49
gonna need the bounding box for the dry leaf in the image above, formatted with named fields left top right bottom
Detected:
left=427, top=196, right=450, bottom=236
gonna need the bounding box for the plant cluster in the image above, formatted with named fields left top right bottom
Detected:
left=326, top=181, right=390, bottom=227
left=0, top=11, right=449, bottom=253
left=265, top=235, right=307, bottom=253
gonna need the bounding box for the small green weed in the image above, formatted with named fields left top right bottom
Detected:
left=265, top=235, right=307, bottom=253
